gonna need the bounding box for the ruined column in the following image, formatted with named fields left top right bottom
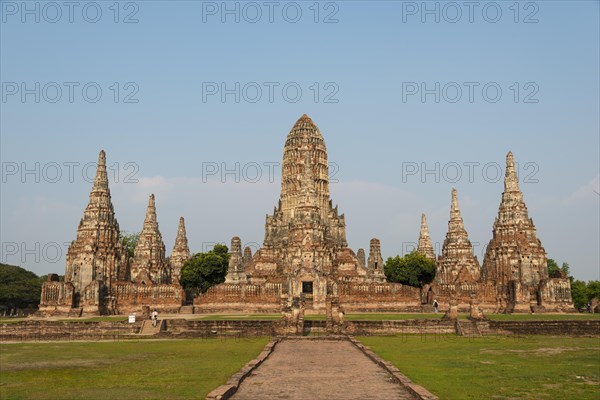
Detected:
left=225, top=236, right=246, bottom=283
left=367, top=238, right=386, bottom=282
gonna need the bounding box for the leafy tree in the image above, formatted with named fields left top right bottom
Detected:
left=560, top=262, right=570, bottom=278
left=38, top=274, right=64, bottom=283
left=587, top=281, right=600, bottom=303
left=120, top=231, right=140, bottom=259
left=180, top=244, right=230, bottom=293
left=547, top=258, right=562, bottom=278
left=384, top=251, right=436, bottom=288
left=570, top=280, right=588, bottom=310
left=0, top=264, right=42, bottom=309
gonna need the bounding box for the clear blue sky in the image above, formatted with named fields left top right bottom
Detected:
left=1, top=1, right=599, bottom=281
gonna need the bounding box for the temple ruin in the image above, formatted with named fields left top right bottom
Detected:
left=39, top=151, right=184, bottom=316
left=40, top=116, right=573, bottom=315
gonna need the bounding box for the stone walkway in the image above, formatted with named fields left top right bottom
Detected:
left=231, top=339, right=415, bottom=399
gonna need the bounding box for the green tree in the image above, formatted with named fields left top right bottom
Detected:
left=570, top=280, right=588, bottom=310
left=0, top=264, right=42, bottom=309
left=120, top=231, right=140, bottom=259
left=547, top=259, right=561, bottom=278
left=560, top=262, right=570, bottom=278
left=180, top=244, right=230, bottom=293
left=384, top=251, right=436, bottom=288
left=586, top=281, right=600, bottom=302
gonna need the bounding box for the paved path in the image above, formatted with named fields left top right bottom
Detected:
left=232, top=339, right=415, bottom=400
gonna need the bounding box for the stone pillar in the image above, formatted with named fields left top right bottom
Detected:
left=469, top=298, right=485, bottom=320
left=367, top=238, right=385, bottom=282
left=443, top=299, right=458, bottom=321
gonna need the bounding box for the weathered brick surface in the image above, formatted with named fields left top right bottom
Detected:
left=0, top=320, right=141, bottom=342
left=162, top=319, right=283, bottom=338
left=345, top=320, right=457, bottom=335
left=487, top=320, right=600, bottom=336
left=2, top=319, right=597, bottom=342
left=39, top=151, right=186, bottom=316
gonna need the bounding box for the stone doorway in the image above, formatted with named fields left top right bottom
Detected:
left=72, top=293, right=80, bottom=308
left=302, top=281, right=313, bottom=294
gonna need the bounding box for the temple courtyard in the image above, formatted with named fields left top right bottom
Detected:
left=1, top=327, right=598, bottom=399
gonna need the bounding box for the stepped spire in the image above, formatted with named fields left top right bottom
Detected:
left=417, top=213, right=436, bottom=261
left=172, top=217, right=189, bottom=255
left=143, top=194, right=158, bottom=228
left=84, top=150, right=113, bottom=213
left=280, top=114, right=330, bottom=219
left=437, top=188, right=480, bottom=284
left=225, top=236, right=246, bottom=283
left=367, top=238, right=385, bottom=280
left=504, top=151, right=520, bottom=193
left=357, top=248, right=366, bottom=270
left=450, top=188, right=463, bottom=229
left=263, top=114, right=349, bottom=250
left=483, top=151, right=548, bottom=288
left=65, top=150, right=125, bottom=295
left=131, top=194, right=169, bottom=284
left=170, top=217, right=190, bottom=283
left=242, top=247, right=253, bottom=269
left=92, top=150, right=109, bottom=192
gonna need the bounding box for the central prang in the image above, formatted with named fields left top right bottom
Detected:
left=223, top=114, right=385, bottom=311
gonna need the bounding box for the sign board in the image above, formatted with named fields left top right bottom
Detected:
left=128, top=315, right=136, bottom=323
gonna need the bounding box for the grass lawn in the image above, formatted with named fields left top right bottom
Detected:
left=0, top=318, right=27, bottom=324
left=0, top=338, right=270, bottom=399
left=487, top=313, right=600, bottom=321
left=358, top=335, right=600, bottom=399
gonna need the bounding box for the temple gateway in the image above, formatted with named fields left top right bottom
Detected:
left=40, top=115, right=573, bottom=316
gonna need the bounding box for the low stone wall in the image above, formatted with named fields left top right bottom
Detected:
left=341, top=303, right=425, bottom=313
left=193, top=303, right=282, bottom=314
left=486, top=320, right=600, bottom=337
left=2, top=318, right=597, bottom=342
left=0, top=320, right=142, bottom=342
left=345, top=320, right=457, bottom=336
left=162, top=319, right=283, bottom=338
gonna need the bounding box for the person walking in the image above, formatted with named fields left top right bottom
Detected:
left=433, top=299, right=439, bottom=314
left=152, top=309, right=158, bottom=327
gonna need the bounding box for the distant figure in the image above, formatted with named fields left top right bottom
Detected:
left=586, top=303, right=592, bottom=313
left=152, top=309, right=158, bottom=327
left=433, top=299, right=439, bottom=314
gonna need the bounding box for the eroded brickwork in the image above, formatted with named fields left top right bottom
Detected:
left=417, top=213, right=436, bottom=262
left=40, top=151, right=184, bottom=316
left=40, top=123, right=574, bottom=316
left=436, top=189, right=481, bottom=285
left=481, top=152, right=572, bottom=312
left=169, top=217, right=190, bottom=284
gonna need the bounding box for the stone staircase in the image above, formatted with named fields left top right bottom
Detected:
left=303, top=320, right=326, bottom=336
left=456, top=320, right=481, bottom=337
left=179, top=305, right=195, bottom=314
left=139, top=319, right=164, bottom=336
